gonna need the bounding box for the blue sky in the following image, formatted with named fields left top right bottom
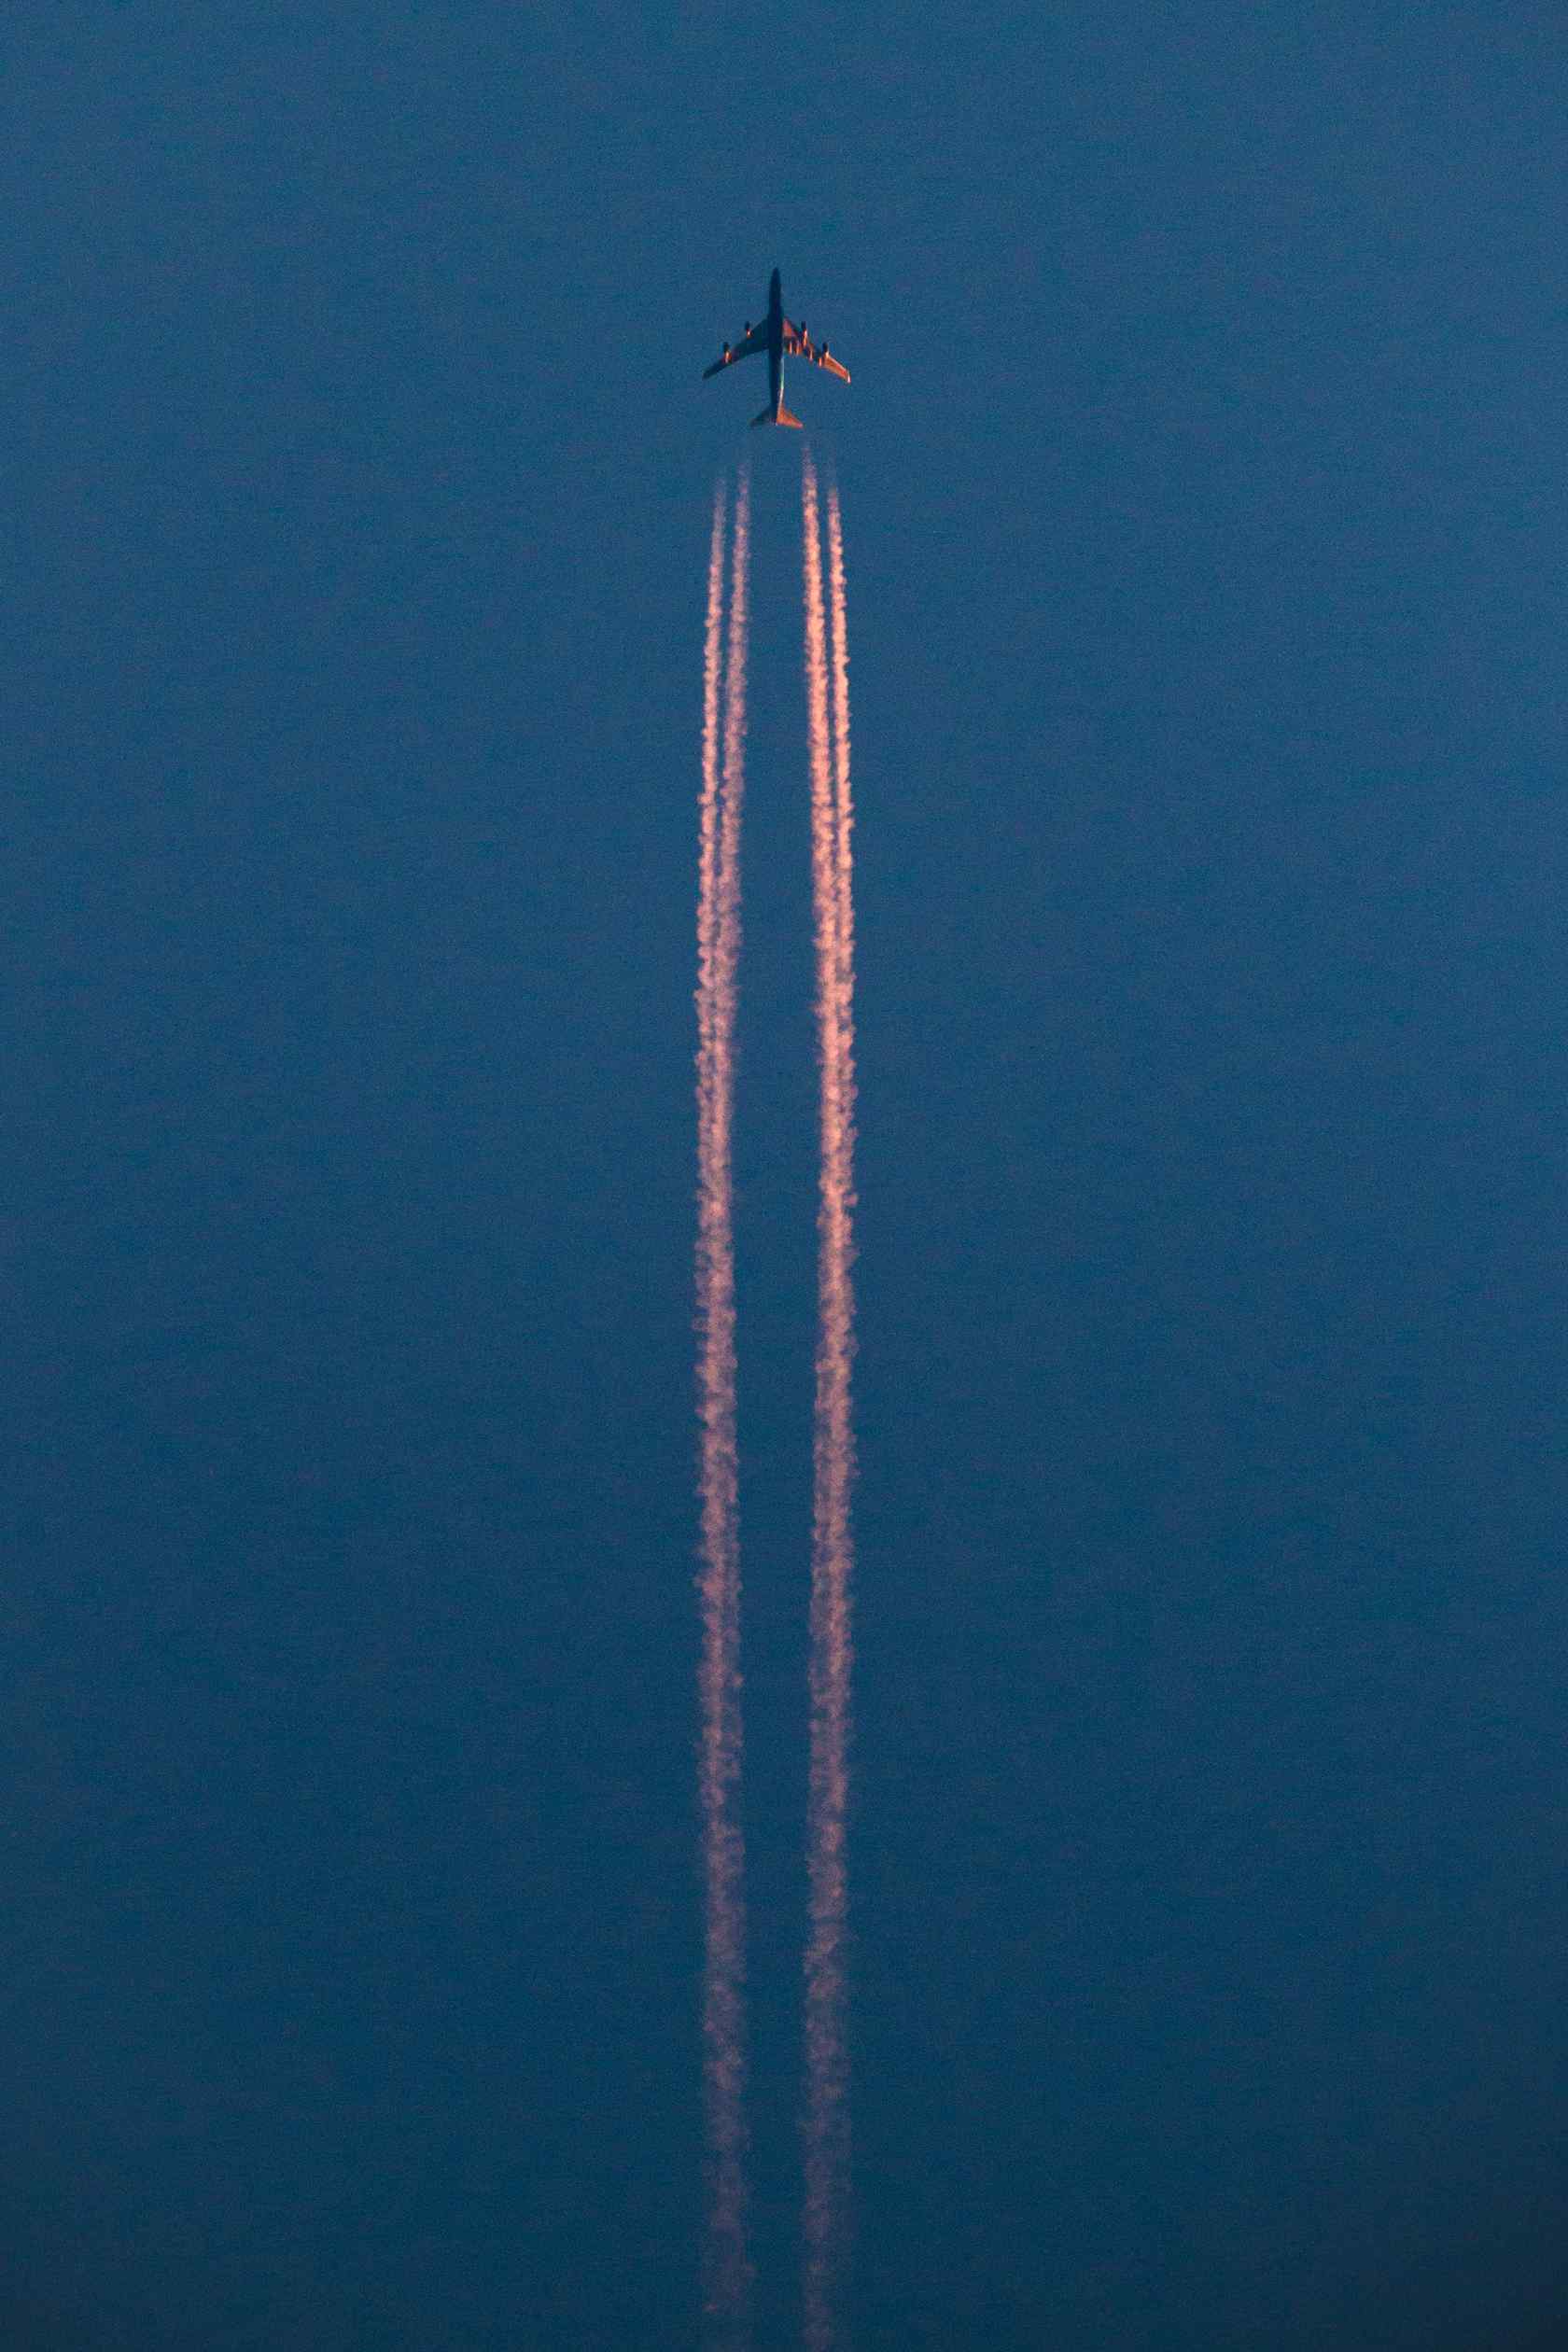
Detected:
left=3, top=7, right=1566, bottom=2345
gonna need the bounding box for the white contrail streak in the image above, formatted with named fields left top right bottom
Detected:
left=695, top=469, right=752, bottom=2349
left=696, top=485, right=726, bottom=1095
left=801, top=452, right=857, bottom=2352
left=825, top=481, right=855, bottom=1041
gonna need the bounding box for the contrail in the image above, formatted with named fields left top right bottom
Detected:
left=695, top=468, right=752, bottom=2348
left=801, top=452, right=857, bottom=2352
left=696, top=486, right=726, bottom=1110
left=825, top=480, right=855, bottom=1041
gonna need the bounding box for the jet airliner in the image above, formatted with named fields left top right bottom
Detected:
left=702, top=269, right=850, bottom=428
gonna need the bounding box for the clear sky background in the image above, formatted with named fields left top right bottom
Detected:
left=4, top=6, right=1566, bottom=2346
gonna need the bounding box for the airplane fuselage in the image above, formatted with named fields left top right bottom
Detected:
left=702, top=267, right=847, bottom=427
left=764, top=267, right=785, bottom=423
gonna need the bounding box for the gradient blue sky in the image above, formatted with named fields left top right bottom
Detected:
left=4, top=6, right=1567, bottom=2345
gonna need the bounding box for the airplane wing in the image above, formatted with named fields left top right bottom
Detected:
left=783, top=319, right=851, bottom=384
left=702, top=322, right=768, bottom=379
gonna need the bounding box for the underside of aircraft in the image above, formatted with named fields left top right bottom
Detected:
left=703, top=269, right=850, bottom=427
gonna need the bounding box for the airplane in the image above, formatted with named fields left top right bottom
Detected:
left=702, top=268, right=850, bottom=428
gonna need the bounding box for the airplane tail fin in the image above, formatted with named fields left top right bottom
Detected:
left=751, top=404, right=804, bottom=429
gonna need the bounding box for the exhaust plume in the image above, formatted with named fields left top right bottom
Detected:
left=695, top=469, right=753, bottom=2347
left=825, top=481, right=855, bottom=1034
left=801, top=452, right=858, bottom=2352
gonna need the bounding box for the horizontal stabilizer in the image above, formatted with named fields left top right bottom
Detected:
left=751, top=404, right=804, bottom=429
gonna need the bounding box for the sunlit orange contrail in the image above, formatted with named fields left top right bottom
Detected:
left=825, top=480, right=855, bottom=1042
left=696, top=484, right=726, bottom=1107
left=801, top=452, right=857, bottom=2352
left=695, top=468, right=752, bottom=2348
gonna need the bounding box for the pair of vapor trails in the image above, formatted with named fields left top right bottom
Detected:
left=695, top=455, right=858, bottom=2352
